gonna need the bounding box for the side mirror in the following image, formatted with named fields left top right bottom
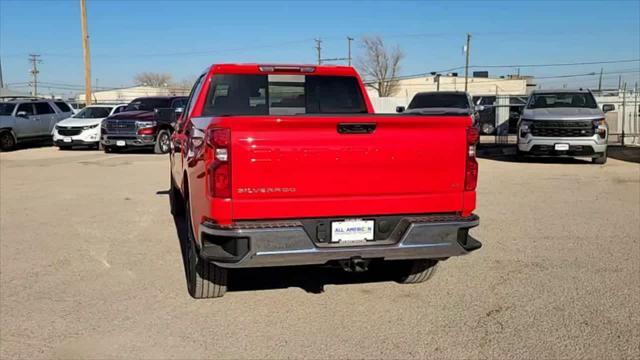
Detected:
left=16, top=111, right=29, bottom=118
left=602, top=104, right=615, bottom=113
left=175, top=107, right=184, bottom=115
left=475, top=105, right=486, bottom=112
left=396, top=106, right=405, bottom=113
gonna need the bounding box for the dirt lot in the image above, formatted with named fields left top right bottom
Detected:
left=1, top=146, right=639, bottom=359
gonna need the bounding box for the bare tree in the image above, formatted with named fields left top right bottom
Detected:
left=171, top=76, right=197, bottom=91
left=356, top=36, right=404, bottom=97
left=133, top=72, right=172, bottom=87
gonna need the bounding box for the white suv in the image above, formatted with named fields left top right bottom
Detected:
left=53, top=104, right=127, bottom=149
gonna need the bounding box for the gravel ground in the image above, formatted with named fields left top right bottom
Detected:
left=1, top=146, right=638, bottom=359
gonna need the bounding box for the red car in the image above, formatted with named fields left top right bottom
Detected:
left=169, top=64, right=481, bottom=298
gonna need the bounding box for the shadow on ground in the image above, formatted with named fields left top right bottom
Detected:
left=607, top=146, right=640, bottom=164
left=157, top=189, right=400, bottom=295
left=478, top=144, right=640, bottom=164
left=477, top=144, right=591, bottom=164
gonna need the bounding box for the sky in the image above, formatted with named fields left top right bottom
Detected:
left=1, top=0, right=639, bottom=97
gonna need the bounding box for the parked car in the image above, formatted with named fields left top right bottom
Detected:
left=397, top=91, right=482, bottom=128
left=0, top=98, right=73, bottom=151
left=101, top=96, right=187, bottom=154
left=52, top=104, right=128, bottom=150
left=517, top=89, right=614, bottom=164
left=170, top=64, right=482, bottom=298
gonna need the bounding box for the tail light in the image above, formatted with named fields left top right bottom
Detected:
left=206, top=128, right=231, bottom=198
left=465, top=127, right=479, bottom=191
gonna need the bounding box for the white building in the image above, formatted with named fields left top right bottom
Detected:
left=367, top=74, right=535, bottom=113
left=76, top=85, right=189, bottom=104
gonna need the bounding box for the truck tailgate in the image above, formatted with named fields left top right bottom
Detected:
left=225, top=115, right=470, bottom=220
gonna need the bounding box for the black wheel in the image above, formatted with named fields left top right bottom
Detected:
left=104, top=146, right=118, bottom=153
left=169, top=174, right=185, bottom=216
left=58, top=146, right=72, bottom=151
left=592, top=152, right=607, bottom=164
left=395, top=259, right=439, bottom=284
left=185, top=199, right=227, bottom=298
left=0, top=131, right=16, bottom=151
left=154, top=130, right=171, bottom=154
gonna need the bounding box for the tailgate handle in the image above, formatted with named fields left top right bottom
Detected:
left=337, top=123, right=376, bottom=134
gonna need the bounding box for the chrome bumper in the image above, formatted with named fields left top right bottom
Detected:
left=198, top=215, right=481, bottom=268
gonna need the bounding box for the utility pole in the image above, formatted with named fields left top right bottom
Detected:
left=314, top=38, right=322, bottom=65
left=347, top=36, right=354, bottom=66
left=80, top=0, right=92, bottom=105
left=634, top=82, right=638, bottom=140
left=464, top=33, right=471, bottom=92
left=0, top=56, right=4, bottom=88
left=28, top=54, right=41, bottom=97
left=597, top=68, right=603, bottom=91
left=621, top=82, right=627, bottom=146
left=618, top=75, right=622, bottom=90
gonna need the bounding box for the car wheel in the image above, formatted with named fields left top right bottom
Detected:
left=185, top=198, right=228, bottom=298
left=394, top=259, right=439, bottom=284
left=592, top=152, right=607, bottom=164
left=154, top=130, right=171, bottom=154
left=0, top=130, right=16, bottom=151
left=104, top=146, right=118, bottom=153
left=481, top=123, right=495, bottom=135
left=58, top=146, right=72, bottom=151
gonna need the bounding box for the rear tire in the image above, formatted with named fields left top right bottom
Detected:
left=154, top=130, right=171, bottom=154
left=592, top=152, right=607, bottom=164
left=395, top=259, right=439, bottom=284
left=0, top=130, right=16, bottom=151
left=185, top=199, right=227, bottom=298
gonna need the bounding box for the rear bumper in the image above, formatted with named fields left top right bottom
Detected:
left=197, top=214, right=481, bottom=268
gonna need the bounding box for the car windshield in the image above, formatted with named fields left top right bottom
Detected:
left=0, top=103, right=16, bottom=116
left=73, top=107, right=112, bottom=118
left=201, top=74, right=367, bottom=116
left=408, top=93, right=470, bottom=109
left=528, top=93, right=598, bottom=109
left=125, top=98, right=173, bottom=112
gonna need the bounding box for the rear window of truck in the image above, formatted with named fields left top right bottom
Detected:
left=202, top=74, right=367, bottom=116
left=409, top=93, right=471, bottom=110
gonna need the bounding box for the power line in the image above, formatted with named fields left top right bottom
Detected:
left=471, top=58, right=640, bottom=69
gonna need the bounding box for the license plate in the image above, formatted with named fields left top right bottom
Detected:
left=554, top=143, right=569, bottom=151
left=331, top=219, right=374, bottom=243
left=63, top=137, right=72, bottom=143
left=116, top=140, right=126, bottom=147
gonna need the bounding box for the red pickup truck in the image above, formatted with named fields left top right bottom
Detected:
left=169, top=64, right=481, bottom=298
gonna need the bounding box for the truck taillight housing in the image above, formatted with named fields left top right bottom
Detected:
left=465, top=127, right=479, bottom=191
left=206, top=128, right=231, bottom=198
